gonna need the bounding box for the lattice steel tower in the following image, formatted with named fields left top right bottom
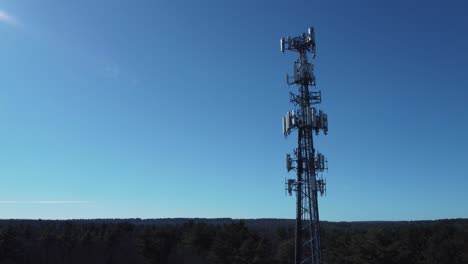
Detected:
left=281, top=27, right=328, bottom=264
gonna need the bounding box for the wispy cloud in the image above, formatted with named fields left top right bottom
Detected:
left=0, top=201, right=91, bottom=204
left=104, top=65, right=121, bottom=79
left=0, top=10, right=16, bottom=26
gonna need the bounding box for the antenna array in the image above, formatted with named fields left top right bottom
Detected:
left=281, top=27, right=329, bottom=264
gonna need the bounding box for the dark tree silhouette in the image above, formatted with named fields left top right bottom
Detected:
left=0, top=218, right=466, bottom=264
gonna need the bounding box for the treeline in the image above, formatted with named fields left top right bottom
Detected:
left=0, top=219, right=466, bottom=264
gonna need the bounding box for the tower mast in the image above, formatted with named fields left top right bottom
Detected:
left=282, top=27, right=328, bottom=264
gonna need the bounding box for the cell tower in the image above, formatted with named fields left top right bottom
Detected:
left=281, top=27, right=328, bottom=264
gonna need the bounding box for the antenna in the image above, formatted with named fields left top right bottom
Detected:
left=280, top=27, right=329, bottom=264
left=285, top=179, right=296, bottom=196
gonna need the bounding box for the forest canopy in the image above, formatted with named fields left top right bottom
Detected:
left=0, top=218, right=466, bottom=264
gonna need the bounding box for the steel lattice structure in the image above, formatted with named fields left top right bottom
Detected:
left=281, top=27, right=328, bottom=264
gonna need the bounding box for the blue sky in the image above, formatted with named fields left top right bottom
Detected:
left=0, top=0, right=467, bottom=220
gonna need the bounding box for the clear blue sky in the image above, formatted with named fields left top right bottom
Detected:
left=1, top=0, right=467, bottom=221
